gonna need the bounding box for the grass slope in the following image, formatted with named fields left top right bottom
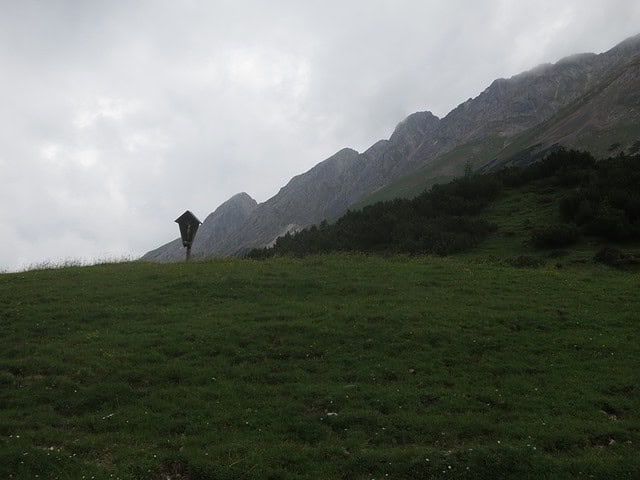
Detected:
left=462, top=180, right=586, bottom=264
left=1, top=255, right=639, bottom=479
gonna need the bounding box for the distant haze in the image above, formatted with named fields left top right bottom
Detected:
left=1, top=1, right=640, bottom=271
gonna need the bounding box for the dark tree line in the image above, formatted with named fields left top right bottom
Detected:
left=511, top=149, right=640, bottom=247
left=557, top=155, right=640, bottom=242
left=248, top=149, right=640, bottom=258
left=249, top=168, right=502, bottom=258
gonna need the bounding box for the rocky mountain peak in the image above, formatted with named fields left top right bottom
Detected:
left=606, top=32, right=640, bottom=57
left=390, top=111, right=440, bottom=144
left=203, top=192, right=257, bottom=222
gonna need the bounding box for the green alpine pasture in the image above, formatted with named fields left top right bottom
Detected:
left=1, top=254, right=639, bottom=479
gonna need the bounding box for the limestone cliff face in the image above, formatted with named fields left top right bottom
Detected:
left=143, top=34, right=640, bottom=261
left=410, top=35, right=639, bottom=169
left=214, top=148, right=360, bottom=255
left=476, top=35, right=640, bottom=171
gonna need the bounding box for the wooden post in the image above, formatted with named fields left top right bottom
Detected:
left=186, top=245, right=192, bottom=262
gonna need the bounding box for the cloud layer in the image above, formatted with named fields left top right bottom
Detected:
left=1, top=1, right=640, bottom=271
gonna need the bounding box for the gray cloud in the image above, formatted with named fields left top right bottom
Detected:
left=1, top=1, right=640, bottom=270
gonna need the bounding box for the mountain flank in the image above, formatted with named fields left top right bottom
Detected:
left=248, top=149, right=640, bottom=264
left=142, top=33, right=640, bottom=262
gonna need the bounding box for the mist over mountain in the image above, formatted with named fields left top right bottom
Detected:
left=142, top=33, right=640, bottom=262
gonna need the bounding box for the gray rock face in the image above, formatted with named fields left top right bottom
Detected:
left=143, top=34, right=640, bottom=261
left=202, top=147, right=368, bottom=256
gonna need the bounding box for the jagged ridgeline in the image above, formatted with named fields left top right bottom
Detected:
left=143, top=33, right=640, bottom=262
left=248, top=150, right=640, bottom=258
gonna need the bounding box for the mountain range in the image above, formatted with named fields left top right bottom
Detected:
left=142, top=33, right=640, bottom=262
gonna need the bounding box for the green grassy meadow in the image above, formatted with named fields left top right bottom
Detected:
left=1, top=253, right=639, bottom=479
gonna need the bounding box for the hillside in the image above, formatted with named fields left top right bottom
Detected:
left=2, top=253, right=640, bottom=479
left=249, top=150, right=640, bottom=264
left=143, top=33, right=640, bottom=262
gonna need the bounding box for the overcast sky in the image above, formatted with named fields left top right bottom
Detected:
left=1, top=1, right=640, bottom=271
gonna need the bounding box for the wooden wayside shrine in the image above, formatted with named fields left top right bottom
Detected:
left=175, top=210, right=202, bottom=261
